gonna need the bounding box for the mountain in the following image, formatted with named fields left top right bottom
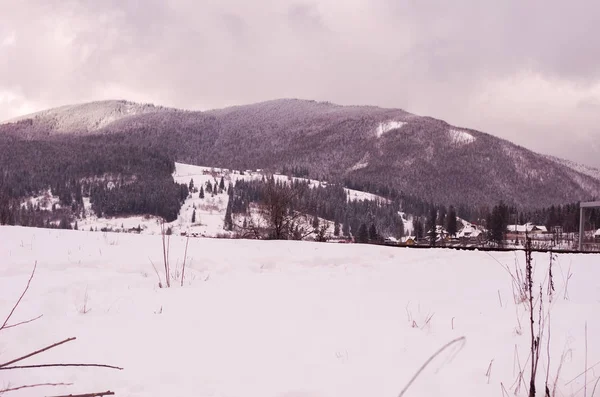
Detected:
left=2, top=98, right=599, bottom=208
left=3, top=100, right=181, bottom=137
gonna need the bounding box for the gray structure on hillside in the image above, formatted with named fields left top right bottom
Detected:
left=579, top=201, right=600, bottom=251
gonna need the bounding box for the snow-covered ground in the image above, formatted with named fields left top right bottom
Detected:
left=448, top=129, right=476, bottom=145
left=375, top=121, right=406, bottom=138
left=1, top=226, right=598, bottom=397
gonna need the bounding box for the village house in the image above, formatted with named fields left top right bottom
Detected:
left=456, top=224, right=485, bottom=245
left=506, top=222, right=549, bottom=241
left=400, top=236, right=416, bottom=246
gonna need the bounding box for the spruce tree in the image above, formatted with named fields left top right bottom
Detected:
left=438, top=206, right=447, bottom=227
left=219, top=177, right=225, bottom=192
left=224, top=200, right=233, bottom=231
left=342, top=216, right=350, bottom=237
left=369, top=223, right=378, bottom=242
left=357, top=223, right=369, bottom=244
left=199, top=186, right=205, bottom=199
left=427, top=208, right=437, bottom=246
left=334, top=221, right=340, bottom=236
left=447, top=206, right=458, bottom=237
left=191, top=209, right=196, bottom=223
left=189, top=178, right=194, bottom=191
left=312, top=215, right=319, bottom=229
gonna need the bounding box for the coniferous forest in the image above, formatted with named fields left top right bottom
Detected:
left=0, top=134, right=188, bottom=227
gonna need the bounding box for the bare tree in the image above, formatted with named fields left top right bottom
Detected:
left=260, top=177, right=307, bottom=240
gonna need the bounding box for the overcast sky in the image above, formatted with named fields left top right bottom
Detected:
left=1, top=0, right=599, bottom=167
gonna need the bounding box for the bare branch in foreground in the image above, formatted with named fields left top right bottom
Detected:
left=1, top=262, right=37, bottom=332
left=2, top=314, right=43, bottom=330
left=0, top=382, right=72, bottom=393
left=0, top=363, right=123, bottom=371
left=0, top=337, right=76, bottom=368
left=46, top=391, right=115, bottom=397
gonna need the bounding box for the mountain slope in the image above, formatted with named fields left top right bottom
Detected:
left=2, top=100, right=181, bottom=137
left=2, top=99, right=599, bottom=208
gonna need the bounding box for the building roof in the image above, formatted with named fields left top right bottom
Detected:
left=457, top=225, right=482, bottom=238
left=594, top=229, right=600, bottom=237
left=507, top=223, right=548, bottom=233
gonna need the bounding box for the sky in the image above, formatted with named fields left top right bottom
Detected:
left=1, top=0, right=599, bottom=167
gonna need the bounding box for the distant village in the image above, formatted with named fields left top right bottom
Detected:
left=378, top=222, right=600, bottom=251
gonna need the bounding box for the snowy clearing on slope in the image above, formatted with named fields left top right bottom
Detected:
left=1, top=226, right=598, bottom=397
left=375, top=121, right=406, bottom=138
left=448, top=129, right=476, bottom=145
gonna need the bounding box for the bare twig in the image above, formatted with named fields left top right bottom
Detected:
left=181, top=236, right=190, bottom=287
left=501, top=382, right=510, bottom=397
left=2, top=314, right=43, bottom=330
left=0, top=337, right=76, bottom=368
left=586, top=322, right=589, bottom=397
left=565, top=360, right=600, bottom=385
left=397, top=336, right=466, bottom=397
left=148, top=258, right=163, bottom=288
left=420, top=313, right=434, bottom=330
left=552, top=348, right=571, bottom=397
left=0, top=363, right=123, bottom=371
left=592, top=377, right=600, bottom=397
left=486, top=359, right=494, bottom=384
left=45, top=391, right=115, bottom=397
left=160, top=221, right=171, bottom=288
left=0, top=382, right=72, bottom=393
left=1, top=262, right=37, bottom=331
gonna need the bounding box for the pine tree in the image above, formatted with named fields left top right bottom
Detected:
left=312, top=215, right=319, bottom=229
left=489, top=202, right=509, bottom=246
left=447, top=206, right=458, bottom=237
left=59, top=217, right=70, bottom=230
left=357, top=223, right=369, bottom=244
left=224, top=200, right=233, bottom=231
left=427, top=208, right=437, bottom=246
left=191, top=209, right=196, bottom=223
left=438, top=206, right=447, bottom=227
left=369, top=223, right=378, bottom=242
left=342, top=217, right=350, bottom=237
left=199, top=186, right=205, bottom=199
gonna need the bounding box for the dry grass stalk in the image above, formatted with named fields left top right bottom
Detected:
left=397, top=336, right=466, bottom=397
left=486, top=359, right=494, bottom=384
left=181, top=236, right=190, bottom=287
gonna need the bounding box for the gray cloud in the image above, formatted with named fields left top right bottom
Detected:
left=1, top=0, right=599, bottom=167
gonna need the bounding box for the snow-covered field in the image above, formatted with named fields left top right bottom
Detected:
left=1, top=226, right=598, bottom=397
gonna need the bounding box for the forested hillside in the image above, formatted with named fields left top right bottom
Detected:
left=0, top=134, right=188, bottom=226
